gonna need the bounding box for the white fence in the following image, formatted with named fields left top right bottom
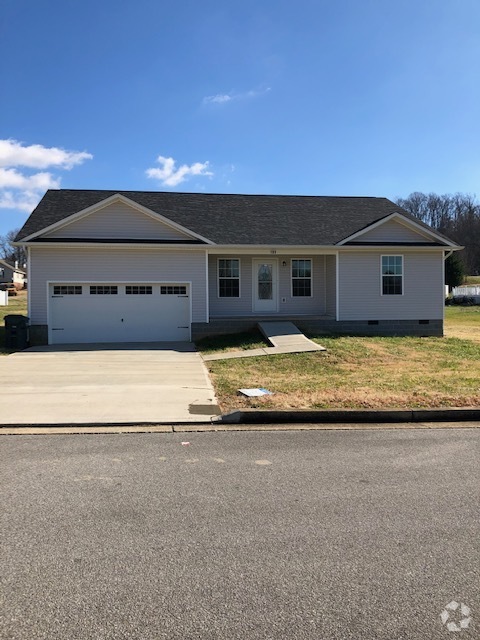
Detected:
left=452, top=286, right=480, bottom=297
left=0, top=290, right=8, bottom=306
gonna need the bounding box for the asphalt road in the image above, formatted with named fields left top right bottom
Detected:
left=1, top=429, right=479, bottom=639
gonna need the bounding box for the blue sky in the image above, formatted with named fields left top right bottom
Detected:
left=1, top=0, right=480, bottom=235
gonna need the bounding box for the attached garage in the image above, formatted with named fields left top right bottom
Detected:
left=48, top=283, right=191, bottom=344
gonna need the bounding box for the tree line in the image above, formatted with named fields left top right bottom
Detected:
left=396, top=192, right=479, bottom=277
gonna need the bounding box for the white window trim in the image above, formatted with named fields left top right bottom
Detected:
left=291, top=258, right=313, bottom=298
left=380, top=254, right=404, bottom=296
left=126, top=285, right=153, bottom=295
left=53, top=285, right=83, bottom=296
left=89, top=285, right=119, bottom=295
left=217, top=258, right=241, bottom=298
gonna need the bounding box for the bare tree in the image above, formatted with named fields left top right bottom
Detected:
left=396, top=192, right=480, bottom=275
left=0, top=229, right=27, bottom=266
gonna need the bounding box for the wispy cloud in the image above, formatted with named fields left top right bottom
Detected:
left=0, top=139, right=93, bottom=213
left=202, top=87, right=271, bottom=106
left=0, top=190, right=47, bottom=213
left=146, top=155, right=213, bottom=187
left=203, top=94, right=233, bottom=105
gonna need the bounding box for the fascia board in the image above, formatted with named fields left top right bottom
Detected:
left=206, top=245, right=338, bottom=254
left=14, top=242, right=210, bottom=251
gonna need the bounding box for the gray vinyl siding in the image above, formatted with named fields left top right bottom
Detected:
left=0, top=264, right=25, bottom=285
left=338, top=251, right=444, bottom=320
left=29, top=247, right=208, bottom=324
left=208, top=255, right=326, bottom=317
left=0, top=266, right=14, bottom=283
left=43, top=201, right=193, bottom=240
left=355, top=218, right=436, bottom=243
left=325, top=255, right=336, bottom=316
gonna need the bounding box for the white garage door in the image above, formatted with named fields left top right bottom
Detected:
left=49, top=283, right=190, bottom=344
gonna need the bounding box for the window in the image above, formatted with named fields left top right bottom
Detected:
left=53, top=285, right=82, bottom=295
left=126, top=285, right=152, bottom=295
left=90, top=286, right=118, bottom=295
left=291, top=259, right=312, bottom=297
left=382, top=256, right=403, bottom=295
left=218, top=259, right=240, bottom=297
left=160, top=285, right=187, bottom=295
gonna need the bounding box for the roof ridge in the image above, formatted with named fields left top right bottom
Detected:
left=45, top=188, right=386, bottom=200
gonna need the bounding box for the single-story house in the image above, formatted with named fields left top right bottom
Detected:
left=14, top=190, right=461, bottom=345
left=0, top=258, right=26, bottom=289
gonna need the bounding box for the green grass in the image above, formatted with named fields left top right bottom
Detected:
left=0, top=291, right=28, bottom=354
left=195, top=330, right=268, bottom=354
left=200, top=306, right=480, bottom=411
left=464, top=275, right=480, bottom=285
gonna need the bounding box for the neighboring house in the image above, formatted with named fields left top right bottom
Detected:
left=0, top=258, right=26, bottom=289
left=14, top=190, right=461, bottom=345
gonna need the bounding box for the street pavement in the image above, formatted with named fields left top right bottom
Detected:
left=1, top=428, right=479, bottom=639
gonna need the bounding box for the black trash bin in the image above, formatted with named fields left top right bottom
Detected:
left=4, top=315, right=29, bottom=350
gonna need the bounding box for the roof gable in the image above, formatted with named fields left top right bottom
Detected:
left=36, top=195, right=206, bottom=243
left=338, top=212, right=451, bottom=246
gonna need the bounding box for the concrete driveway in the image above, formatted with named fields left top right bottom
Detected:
left=0, top=343, right=219, bottom=425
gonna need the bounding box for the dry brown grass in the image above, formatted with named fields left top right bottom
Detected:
left=444, top=306, right=480, bottom=342
left=203, top=307, right=480, bottom=411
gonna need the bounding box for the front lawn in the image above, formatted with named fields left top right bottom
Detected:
left=444, top=305, right=480, bottom=342
left=199, top=307, right=480, bottom=412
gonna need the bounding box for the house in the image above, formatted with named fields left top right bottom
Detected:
left=0, top=258, right=26, bottom=289
left=14, top=190, right=461, bottom=345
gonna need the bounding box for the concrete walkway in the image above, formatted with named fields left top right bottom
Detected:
left=0, top=343, right=220, bottom=425
left=203, top=321, right=326, bottom=361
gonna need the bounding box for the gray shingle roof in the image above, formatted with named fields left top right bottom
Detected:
left=15, top=189, right=452, bottom=246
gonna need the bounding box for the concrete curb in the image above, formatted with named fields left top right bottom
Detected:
left=1, top=421, right=479, bottom=435
left=220, top=408, right=480, bottom=424
left=0, top=420, right=212, bottom=429
left=2, top=409, right=480, bottom=435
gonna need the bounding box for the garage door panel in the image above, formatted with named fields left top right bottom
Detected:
left=49, top=283, right=190, bottom=344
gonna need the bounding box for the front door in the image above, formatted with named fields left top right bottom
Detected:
left=253, top=259, right=278, bottom=313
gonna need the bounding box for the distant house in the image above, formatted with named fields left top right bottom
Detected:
left=14, top=190, right=461, bottom=345
left=0, top=259, right=26, bottom=289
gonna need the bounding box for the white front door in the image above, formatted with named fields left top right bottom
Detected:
left=252, top=259, right=278, bottom=313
